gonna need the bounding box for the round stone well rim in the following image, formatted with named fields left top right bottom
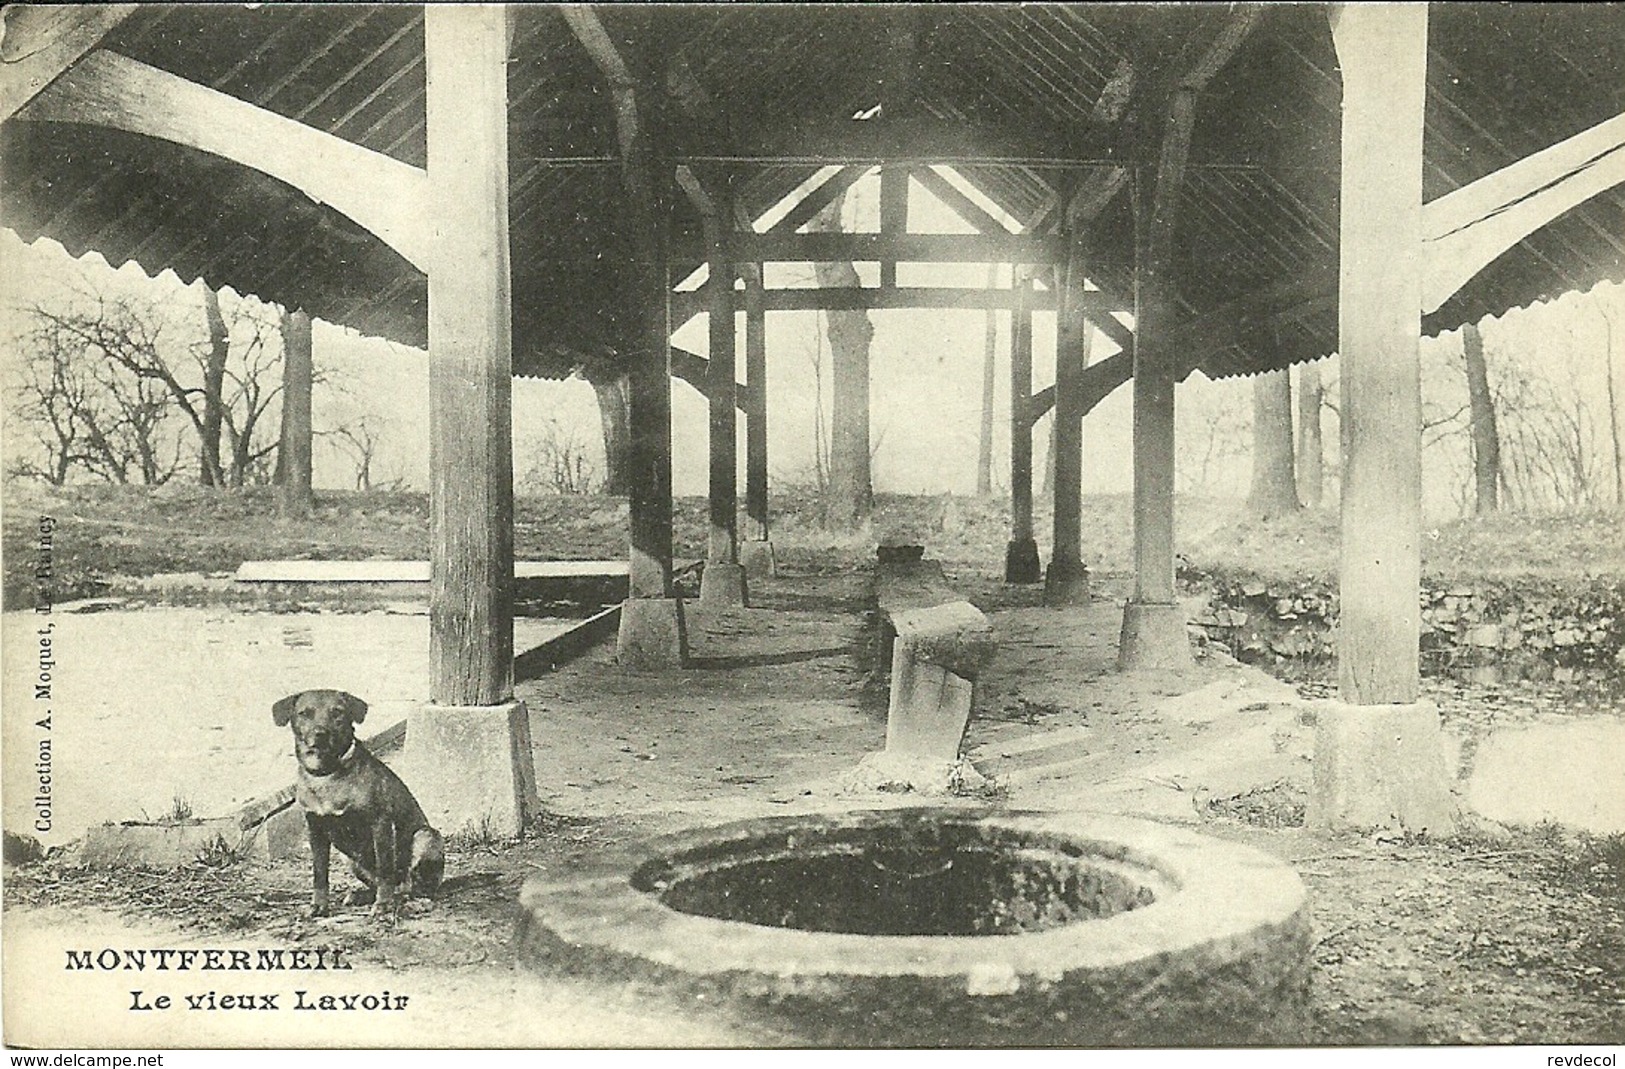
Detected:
left=518, top=808, right=1307, bottom=982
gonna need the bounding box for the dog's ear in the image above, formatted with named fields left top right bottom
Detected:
left=272, top=693, right=302, bottom=727
left=341, top=692, right=368, bottom=724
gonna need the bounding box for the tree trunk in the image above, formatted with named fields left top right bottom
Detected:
left=590, top=371, right=631, bottom=496
left=1462, top=322, right=1500, bottom=514
left=1247, top=367, right=1299, bottom=518
left=1296, top=360, right=1324, bottom=507
left=811, top=194, right=872, bottom=529
left=199, top=286, right=229, bottom=487
left=976, top=266, right=998, bottom=496
left=1600, top=305, right=1622, bottom=508
left=276, top=308, right=314, bottom=518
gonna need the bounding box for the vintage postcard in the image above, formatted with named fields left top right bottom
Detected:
left=3, top=1, right=1622, bottom=1054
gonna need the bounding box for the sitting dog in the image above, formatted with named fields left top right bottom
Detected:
left=272, top=689, right=443, bottom=918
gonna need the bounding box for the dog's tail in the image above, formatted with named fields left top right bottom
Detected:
left=410, top=828, right=445, bottom=896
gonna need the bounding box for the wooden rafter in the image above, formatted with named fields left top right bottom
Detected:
left=673, top=285, right=1076, bottom=320
left=1422, top=108, right=1625, bottom=314
left=718, top=231, right=1065, bottom=264
left=0, top=3, right=135, bottom=121
left=15, top=49, right=430, bottom=270
left=910, top=165, right=1012, bottom=234
left=767, top=165, right=868, bottom=234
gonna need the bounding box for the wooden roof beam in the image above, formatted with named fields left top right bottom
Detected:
left=910, top=165, right=1013, bottom=234
left=1422, top=108, right=1625, bottom=314
left=767, top=165, right=869, bottom=234
left=0, top=3, right=135, bottom=121
left=13, top=49, right=430, bottom=270
left=720, top=231, right=1065, bottom=264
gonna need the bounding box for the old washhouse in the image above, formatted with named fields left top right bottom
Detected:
left=2, top=4, right=1622, bottom=837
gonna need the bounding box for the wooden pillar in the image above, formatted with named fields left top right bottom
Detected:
left=1045, top=238, right=1091, bottom=606
left=275, top=308, right=313, bottom=519
left=425, top=6, right=514, bottom=707
left=879, top=164, right=908, bottom=289
left=705, top=205, right=738, bottom=565
left=700, top=179, right=746, bottom=606
left=1120, top=157, right=1191, bottom=666
left=1004, top=268, right=1041, bottom=583
left=1332, top=3, right=1426, bottom=705
left=1308, top=6, right=1454, bottom=835
left=743, top=263, right=769, bottom=542
left=413, top=3, right=538, bottom=837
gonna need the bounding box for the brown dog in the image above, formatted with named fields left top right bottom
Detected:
left=272, top=689, right=443, bottom=918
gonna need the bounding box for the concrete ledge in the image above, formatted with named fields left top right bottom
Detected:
left=616, top=597, right=689, bottom=669
left=698, top=561, right=749, bottom=608
left=515, top=604, right=622, bottom=680
left=1118, top=600, right=1193, bottom=670
left=405, top=701, right=539, bottom=838
left=1309, top=700, right=1458, bottom=834
left=1003, top=538, right=1042, bottom=584
left=1043, top=559, right=1090, bottom=606
left=740, top=540, right=777, bottom=579
left=82, top=819, right=245, bottom=869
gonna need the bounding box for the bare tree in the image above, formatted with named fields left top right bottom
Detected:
left=12, top=295, right=187, bottom=486
left=1246, top=367, right=1299, bottom=518
left=323, top=420, right=387, bottom=491
left=518, top=417, right=599, bottom=495
left=23, top=287, right=285, bottom=489
left=1601, top=301, right=1622, bottom=508
left=1461, top=322, right=1501, bottom=513
left=199, top=287, right=230, bottom=486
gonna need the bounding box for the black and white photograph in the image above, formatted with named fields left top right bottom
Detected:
left=1, top=1, right=1622, bottom=1054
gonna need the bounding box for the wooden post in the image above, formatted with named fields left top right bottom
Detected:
left=1119, top=8, right=1259, bottom=669
left=879, top=164, right=908, bottom=290
left=275, top=308, right=313, bottom=519
left=744, top=263, right=769, bottom=542
left=1332, top=4, right=1426, bottom=705
left=1045, top=236, right=1091, bottom=605
left=425, top=6, right=514, bottom=707
left=1308, top=5, right=1454, bottom=835
left=412, top=3, right=538, bottom=838
left=699, top=178, right=747, bottom=606
left=1120, top=163, right=1189, bottom=665
left=739, top=258, right=777, bottom=579
left=1004, top=268, right=1040, bottom=583
left=562, top=2, right=688, bottom=664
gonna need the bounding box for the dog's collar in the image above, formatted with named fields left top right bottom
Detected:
left=306, top=740, right=360, bottom=778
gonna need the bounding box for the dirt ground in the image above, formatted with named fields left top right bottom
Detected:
left=5, top=566, right=1623, bottom=1048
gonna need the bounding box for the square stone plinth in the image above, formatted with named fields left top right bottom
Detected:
left=406, top=700, right=539, bottom=838
left=1309, top=700, right=1458, bottom=834
left=617, top=597, right=688, bottom=668
left=740, top=540, right=777, bottom=579
left=699, top=561, right=749, bottom=608
left=1118, top=600, right=1193, bottom=670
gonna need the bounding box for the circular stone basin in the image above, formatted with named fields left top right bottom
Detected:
left=518, top=809, right=1310, bottom=1047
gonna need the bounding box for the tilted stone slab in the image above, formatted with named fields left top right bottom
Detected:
left=889, top=600, right=998, bottom=682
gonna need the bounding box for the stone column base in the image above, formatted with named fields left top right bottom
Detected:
left=1003, top=537, right=1041, bottom=584
left=405, top=700, right=539, bottom=838
left=1043, top=559, right=1090, bottom=606
left=1118, top=600, right=1193, bottom=670
left=616, top=597, right=688, bottom=669
left=698, top=561, right=749, bottom=608
left=1309, top=700, right=1457, bottom=834
left=740, top=539, right=777, bottom=579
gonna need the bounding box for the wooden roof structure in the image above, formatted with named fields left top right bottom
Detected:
left=4, top=3, right=1622, bottom=386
